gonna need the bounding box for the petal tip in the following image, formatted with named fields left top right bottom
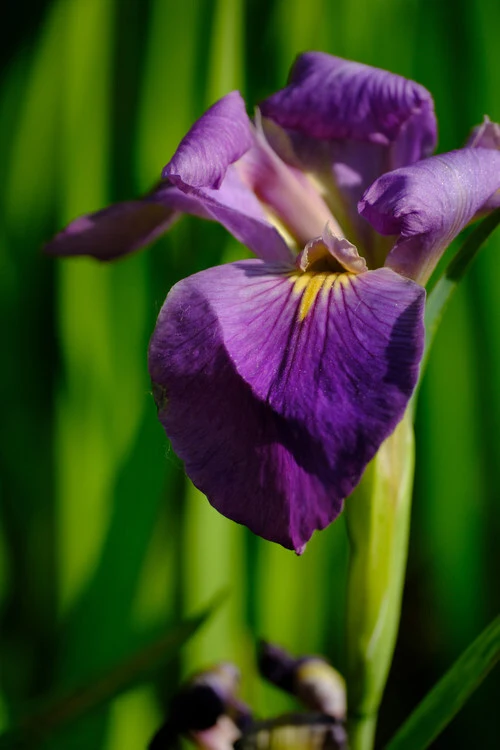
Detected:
left=162, top=91, right=253, bottom=191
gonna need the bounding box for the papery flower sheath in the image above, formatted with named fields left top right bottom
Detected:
left=46, top=53, right=500, bottom=552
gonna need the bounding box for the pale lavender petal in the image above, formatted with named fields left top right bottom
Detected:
left=297, top=225, right=367, bottom=273
left=467, top=117, right=500, bottom=211
left=323, top=224, right=368, bottom=272
left=149, top=261, right=425, bottom=551
left=466, top=116, right=500, bottom=149
left=164, top=91, right=253, bottom=190
left=284, top=137, right=392, bottom=263
left=360, top=148, right=500, bottom=284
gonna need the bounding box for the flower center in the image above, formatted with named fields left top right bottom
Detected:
left=288, top=225, right=368, bottom=321
left=237, top=114, right=342, bottom=249
left=296, top=224, right=368, bottom=274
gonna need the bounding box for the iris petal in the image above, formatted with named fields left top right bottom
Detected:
left=467, top=117, right=500, bottom=212
left=261, top=53, right=436, bottom=157
left=149, top=261, right=425, bottom=551
left=359, top=147, right=500, bottom=284
left=162, top=92, right=293, bottom=262
left=46, top=91, right=290, bottom=263
left=260, top=54, right=437, bottom=260
left=185, top=165, right=293, bottom=262
left=466, top=116, right=500, bottom=150
left=45, top=169, right=291, bottom=263
left=164, top=91, right=254, bottom=190
left=44, top=186, right=208, bottom=261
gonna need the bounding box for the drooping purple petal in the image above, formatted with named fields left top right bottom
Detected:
left=164, top=91, right=254, bottom=190
left=45, top=171, right=291, bottom=263
left=44, top=184, right=209, bottom=261
left=359, top=147, right=500, bottom=284
left=149, top=260, right=425, bottom=551
left=261, top=53, right=437, bottom=161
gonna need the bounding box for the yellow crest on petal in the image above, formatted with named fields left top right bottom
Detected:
left=290, top=271, right=352, bottom=321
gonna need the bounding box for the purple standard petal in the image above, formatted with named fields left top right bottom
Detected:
left=164, top=91, right=254, bottom=190
left=149, top=261, right=425, bottom=551
left=261, top=52, right=437, bottom=164
left=44, top=184, right=210, bottom=261
left=360, top=148, right=500, bottom=284
left=260, top=54, right=436, bottom=262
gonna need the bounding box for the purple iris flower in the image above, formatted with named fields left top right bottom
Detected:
left=46, top=54, right=500, bottom=552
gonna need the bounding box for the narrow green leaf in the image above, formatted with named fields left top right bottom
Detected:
left=385, top=615, right=500, bottom=750
left=0, top=594, right=225, bottom=748
left=422, top=208, right=500, bottom=374
left=206, top=0, right=244, bottom=103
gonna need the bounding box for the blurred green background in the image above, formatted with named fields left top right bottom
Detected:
left=1, top=0, right=499, bottom=748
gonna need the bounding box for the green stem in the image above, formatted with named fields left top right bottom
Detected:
left=348, top=713, right=378, bottom=750
left=345, top=412, right=415, bottom=750
left=344, top=207, right=500, bottom=750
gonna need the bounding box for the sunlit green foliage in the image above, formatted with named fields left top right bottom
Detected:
left=1, top=1, right=499, bottom=748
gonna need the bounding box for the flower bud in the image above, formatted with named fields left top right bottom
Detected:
left=236, top=713, right=347, bottom=750
left=149, top=663, right=252, bottom=750
left=258, top=641, right=346, bottom=720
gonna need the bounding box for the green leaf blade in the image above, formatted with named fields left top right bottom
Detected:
left=385, top=615, right=500, bottom=750
left=0, top=594, right=224, bottom=749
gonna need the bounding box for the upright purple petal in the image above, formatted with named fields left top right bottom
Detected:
left=149, top=261, right=425, bottom=551
left=360, top=148, right=500, bottom=284
left=261, top=52, right=437, bottom=163
left=164, top=91, right=254, bottom=190
left=260, top=54, right=436, bottom=260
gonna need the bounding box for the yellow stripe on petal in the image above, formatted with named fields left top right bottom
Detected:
left=290, top=271, right=352, bottom=322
